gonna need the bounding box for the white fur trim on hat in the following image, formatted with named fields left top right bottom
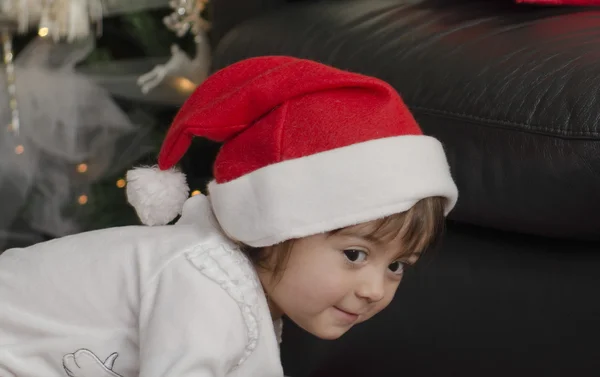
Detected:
left=126, top=166, right=189, bottom=226
left=208, top=135, right=458, bottom=248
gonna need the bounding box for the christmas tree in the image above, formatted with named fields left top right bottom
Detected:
left=0, top=0, right=217, bottom=251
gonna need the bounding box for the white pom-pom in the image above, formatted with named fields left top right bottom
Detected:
left=126, top=166, right=190, bottom=226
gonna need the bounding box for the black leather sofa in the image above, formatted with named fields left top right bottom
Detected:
left=208, top=1, right=600, bottom=376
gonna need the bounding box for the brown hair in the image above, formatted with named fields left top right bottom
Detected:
left=240, top=196, right=447, bottom=282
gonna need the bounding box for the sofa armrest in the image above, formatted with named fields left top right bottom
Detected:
left=208, top=0, right=504, bottom=47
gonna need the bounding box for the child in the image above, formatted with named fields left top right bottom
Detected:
left=0, top=56, right=458, bottom=377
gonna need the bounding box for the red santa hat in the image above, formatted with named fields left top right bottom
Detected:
left=126, top=56, right=458, bottom=247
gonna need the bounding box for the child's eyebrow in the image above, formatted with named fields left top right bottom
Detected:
left=331, top=229, right=386, bottom=245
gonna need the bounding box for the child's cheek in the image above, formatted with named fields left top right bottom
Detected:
left=288, top=269, right=340, bottom=302
left=282, top=262, right=347, bottom=309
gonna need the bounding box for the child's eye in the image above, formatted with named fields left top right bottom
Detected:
left=388, top=261, right=405, bottom=275
left=343, top=249, right=368, bottom=264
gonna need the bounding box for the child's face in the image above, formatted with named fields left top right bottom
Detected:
left=259, top=220, right=419, bottom=340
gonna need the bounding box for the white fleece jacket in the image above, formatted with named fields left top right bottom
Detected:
left=0, top=194, right=284, bottom=377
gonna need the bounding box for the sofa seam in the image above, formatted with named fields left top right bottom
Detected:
left=410, top=105, right=600, bottom=139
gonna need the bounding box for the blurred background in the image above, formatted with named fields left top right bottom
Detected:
left=0, top=0, right=220, bottom=251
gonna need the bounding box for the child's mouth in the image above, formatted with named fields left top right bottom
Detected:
left=333, top=306, right=360, bottom=322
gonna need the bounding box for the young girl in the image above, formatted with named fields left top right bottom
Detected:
left=0, top=56, right=458, bottom=377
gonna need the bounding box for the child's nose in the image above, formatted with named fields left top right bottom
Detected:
left=355, top=274, right=386, bottom=303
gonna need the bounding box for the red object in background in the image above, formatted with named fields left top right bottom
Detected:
left=517, top=0, right=600, bottom=5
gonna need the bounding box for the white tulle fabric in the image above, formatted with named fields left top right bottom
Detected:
left=1, top=0, right=102, bottom=41
left=0, top=36, right=152, bottom=249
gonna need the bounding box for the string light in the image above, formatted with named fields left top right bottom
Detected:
left=38, top=27, right=49, bottom=37
left=2, top=30, right=19, bottom=135
left=77, top=163, right=88, bottom=173
left=116, top=179, right=126, bottom=188
left=77, top=195, right=88, bottom=205
left=191, top=189, right=201, bottom=196
left=174, top=77, right=197, bottom=93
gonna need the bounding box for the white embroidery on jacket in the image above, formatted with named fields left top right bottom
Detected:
left=63, top=349, right=124, bottom=377
left=186, top=243, right=263, bottom=371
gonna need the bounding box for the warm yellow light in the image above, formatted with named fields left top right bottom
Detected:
left=174, top=77, right=197, bottom=93
left=116, top=179, right=126, bottom=188
left=14, top=145, right=24, bottom=154
left=191, top=189, right=201, bottom=196
left=78, top=195, right=88, bottom=205
left=38, top=27, right=49, bottom=37
left=77, top=163, right=88, bottom=173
